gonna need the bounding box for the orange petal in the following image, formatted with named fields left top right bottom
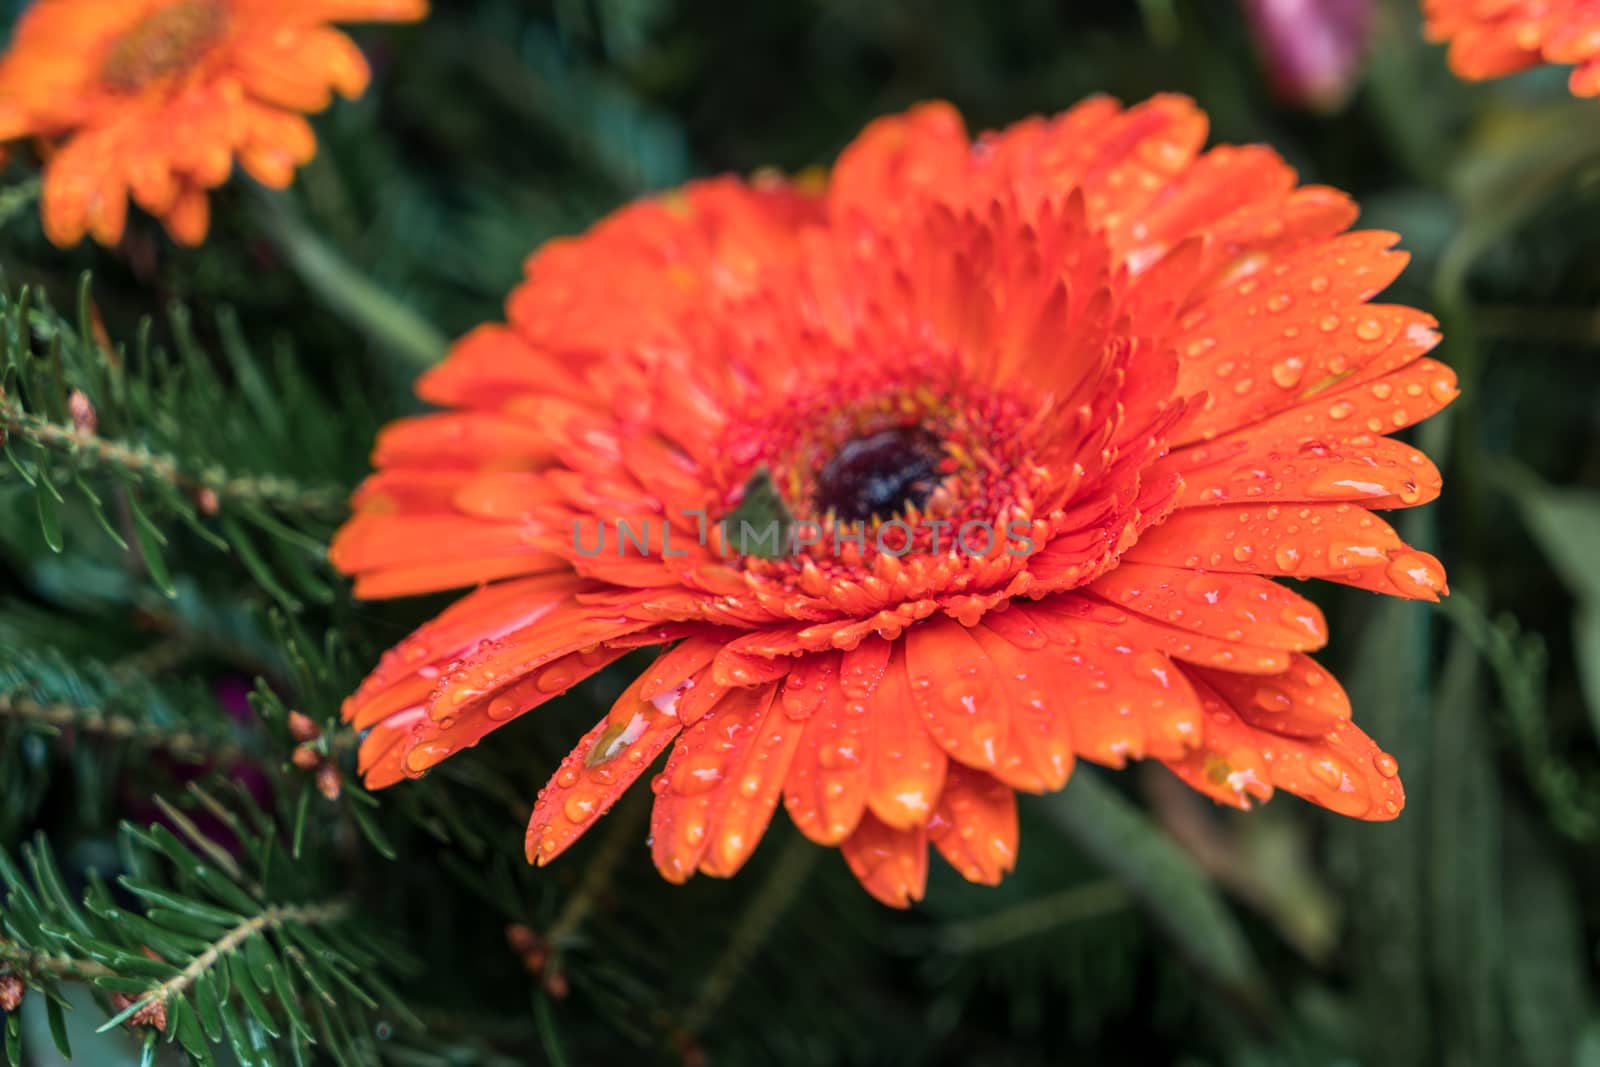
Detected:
left=525, top=674, right=681, bottom=865
left=1010, top=599, right=1204, bottom=765
left=343, top=574, right=591, bottom=730
left=1075, top=594, right=1293, bottom=675
left=782, top=654, right=873, bottom=846
left=393, top=645, right=630, bottom=781
left=928, top=764, right=1018, bottom=886
left=330, top=513, right=558, bottom=585
left=423, top=611, right=646, bottom=725
left=776, top=653, right=840, bottom=720
left=1173, top=232, right=1431, bottom=442
left=1184, top=654, right=1352, bottom=738
left=1166, top=673, right=1404, bottom=819
left=965, top=622, right=1076, bottom=792
left=161, top=184, right=211, bottom=246
left=1088, top=561, right=1328, bottom=652
left=840, top=810, right=928, bottom=908
left=1167, top=355, right=1458, bottom=475
left=639, top=634, right=726, bottom=700
left=649, top=684, right=780, bottom=882
left=829, top=101, right=969, bottom=220
left=698, top=689, right=804, bottom=877
left=373, top=412, right=556, bottom=471
left=1168, top=434, right=1444, bottom=511
left=865, top=644, right=948, bottom=830
left=903, top=617, right=1007, bottom=770
left=1124, top=502, right=1445, bottom=600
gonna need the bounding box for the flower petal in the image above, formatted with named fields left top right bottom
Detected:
left=1184, top=653, right=1352, bottom=738
left=1165, top=671, right=1403, bottom=819
left=903, top=617, right=1008, bottom=771
left=1124, top=502, right=1446, bottom=600
left=1087, top=561, right=1328, bottom=652
left=840, top=811, right=928, bottom=908
left=782, top=653, right=873, bottom=845
left=1009, top=599, right=1204, bottom=765
left=698, top=689, right=804, bottom=877
left=928, top=764, right=1018, bottom=886
left=865, top=642, right=949, bottom=830
left=525, top=673, right=682, bottom=865
left=649, top=684, right=780, bottom=882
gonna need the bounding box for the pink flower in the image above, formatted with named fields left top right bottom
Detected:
left=1241, top=0, right=1374, bottom=110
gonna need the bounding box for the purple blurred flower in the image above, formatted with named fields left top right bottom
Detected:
left=1241, top=0, right=1374, bottom=111
left=122, top=675, right=271, bottom=852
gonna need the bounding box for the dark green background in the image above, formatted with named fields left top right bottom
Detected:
left=2, top=1, right=1598, bottom=1064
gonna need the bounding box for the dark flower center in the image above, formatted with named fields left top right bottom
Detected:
left=814, top=426, right=944, bottom=522
left=101, top=1, right=225, bottom=92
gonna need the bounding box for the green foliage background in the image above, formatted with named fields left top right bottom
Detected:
left=2, top=0, right=1599, bottom=1064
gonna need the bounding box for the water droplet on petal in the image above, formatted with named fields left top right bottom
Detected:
left=671, top=755, right=725, bottom=795
left=1252, top=685, right=1292, bottom=712
left=1270, top=357, right=1304, bottom=388
left=564, top=793, right=598, bottom=823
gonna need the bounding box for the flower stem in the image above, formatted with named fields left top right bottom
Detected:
left=254, top=191, right=448, bottom=377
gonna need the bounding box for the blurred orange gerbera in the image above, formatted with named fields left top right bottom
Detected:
left=1424, top=0, right=1600, bottom=95
left=332, top=95, right=1455, bottom=906
left=0, top=0, right=426, bottom=248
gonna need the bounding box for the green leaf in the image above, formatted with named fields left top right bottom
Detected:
left=1427, top=631, right=1503, bottom=1065
left=229, top=954, right=281, bottom=1039
left=96, top=993, right=160, bottom=1034
left=345, top=795, right=397, bottom=861
left=219, top=516, right=301, bottom=611
left=1503, top=809, right=1590, bottom=1067
left=116, top=879, right=246, bottom=927
left=719, top=467, right=794, bottom=559
left=1514, top=484, right=1600, bottom=602
left=128, top=498, right=177, bottom=598
left=35, top=480, right=63, bottom=552
left=1042, top=770, right=1263, bottom=1003
left=44, top=996, right=71, bottom=1059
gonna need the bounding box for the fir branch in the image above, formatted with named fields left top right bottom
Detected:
left=0, top=687, right=245, bottom=764
left=118, top=897, right=353, bottom=1021
left=0, top=936, right=117, bottom=982
left=1, top=403, right=345, bottom=521
left=0, top=176, right=40, bottom=230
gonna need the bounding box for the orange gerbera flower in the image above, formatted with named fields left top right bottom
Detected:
left=332, top=95, right=1455, bottom=907
left=0, top=0, right=426, bottom=248
left=1424, top=0, right=1600, bottom=95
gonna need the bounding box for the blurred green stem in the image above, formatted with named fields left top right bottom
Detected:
left=254, top=192, right=448, bottom=377
left=1043, top=771, right=1266, bottom=1013
left=936, top=880, right=1126, bottom=953
left=681, top=832, right=817, bottom=1037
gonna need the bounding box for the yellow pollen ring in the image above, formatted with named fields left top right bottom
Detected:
left=101, top=1, right=227, bottom=93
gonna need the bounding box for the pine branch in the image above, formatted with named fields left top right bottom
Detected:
left=0, top=794, right=419, bottom=1066
left=0, top=279, right=363, bottom=608
left=0, top=935, right=117, bottom=982
left=2, top=404, right=345, bottom=519
left=108, top=897, right=354, bottom=1029
left=0, top=687, right=244, bottom=764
